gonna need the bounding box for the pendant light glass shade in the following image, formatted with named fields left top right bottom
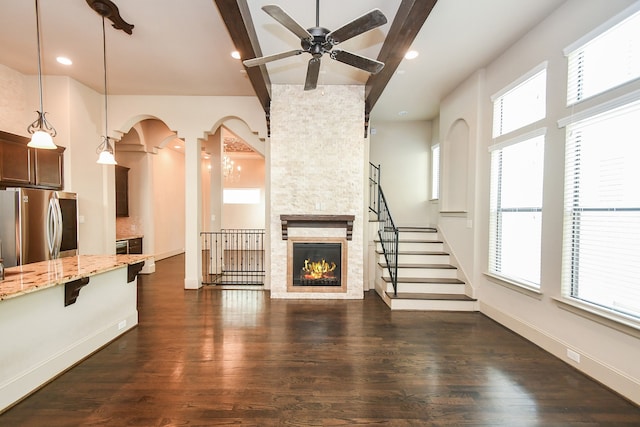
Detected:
left=96, top=15, right=117, bottom=165
left=96, top=136, right=117, bottom=165
left=27, top=0, right=57, bottom=150
left=28, top=128, right=56, bottom=149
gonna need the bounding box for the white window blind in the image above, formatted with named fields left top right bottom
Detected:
left=489, top=135, right=544, bottom=287
left=431, top=144, right=440, bottom=200
left=492, top=68, right=547, bottom=138
left=562, top=100, right=640, bottom=318
left=566, top=7, right=640, bottom=105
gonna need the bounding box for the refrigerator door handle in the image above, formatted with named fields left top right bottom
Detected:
left=46, top=198, right=56, bottom=258
left=53, top=196, right=63, bottom=259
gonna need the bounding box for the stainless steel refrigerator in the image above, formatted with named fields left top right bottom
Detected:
left=0, top=188, right=79, bottom=267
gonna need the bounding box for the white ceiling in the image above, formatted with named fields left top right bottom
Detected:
left=0, top=0, right=566, bottom=123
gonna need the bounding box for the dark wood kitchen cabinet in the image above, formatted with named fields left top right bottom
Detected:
left=115, top=165, right=129, bottom=217
left=0, top=130, right=64, bottom=190
left=127, top=237, right=143, bottom=254
left=34, top=147, right=64, bottom=188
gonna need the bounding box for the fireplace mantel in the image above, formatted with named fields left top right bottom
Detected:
left=280, top=214, right=355, bottom=240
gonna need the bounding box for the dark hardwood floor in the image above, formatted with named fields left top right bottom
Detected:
left=2, top=254, right=639, bottom=426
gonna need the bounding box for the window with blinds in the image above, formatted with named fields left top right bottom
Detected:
left=431, top=144, right=440, bottom=200
left=562, top=100, right=640, bottom=319
left=489, top=64, right=547, bottom=288
left=565, top=5, right=640, bottom=105
left=489, top=133, right=545, bottom=287
left=492, top=66, right=547, bottom=138
left=561, top=3, right=640, bottom=321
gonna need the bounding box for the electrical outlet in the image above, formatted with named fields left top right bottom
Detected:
left=118, top=320, right=127, bottom=330
left=567, top=348, right=581, bottom=363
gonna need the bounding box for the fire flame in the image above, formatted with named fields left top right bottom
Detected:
left=302, top=258, right=336, bottom=280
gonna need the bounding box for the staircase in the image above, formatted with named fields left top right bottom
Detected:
left=374, top=226, right=478, bottom=311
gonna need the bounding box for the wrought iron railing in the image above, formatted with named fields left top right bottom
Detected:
left=201, top=229, right=265, bottom=285
left=378, top=188, right=399, bottom=296
left=369, top=162, right=381, bottom=217
left=369, top=162, right=399, bottom=296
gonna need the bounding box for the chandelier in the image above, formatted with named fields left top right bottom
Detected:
left=223, top=145, right=241, bottom=182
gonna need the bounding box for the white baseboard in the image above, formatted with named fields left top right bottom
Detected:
left=480, top=301, right=640, bottom=405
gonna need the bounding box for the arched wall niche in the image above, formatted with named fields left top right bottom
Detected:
left=442, top=118, right=470, bottom=213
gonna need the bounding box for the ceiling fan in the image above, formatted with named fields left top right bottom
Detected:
left=243, top=1, right=388, bottom=90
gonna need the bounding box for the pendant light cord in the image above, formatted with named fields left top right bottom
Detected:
left=315, top=0, right=319, bottom=28
left=102, top=15, right=109, bottom=138
left=35, top=0, right=44, bottom=113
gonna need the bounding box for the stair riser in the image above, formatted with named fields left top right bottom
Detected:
left=383, top=268, right=458, bottom=279
left=398, top=231, right=438, bottom=240
left=377, top=242, right=444, bottom=252
left=385, top=282, right=466, bottom=294
left=377, top=253, right=450, bottom=264
left=389, top=298, right=477, bottom=311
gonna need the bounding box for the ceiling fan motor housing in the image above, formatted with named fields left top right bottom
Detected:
left=302, top=27, right=332, bottom=58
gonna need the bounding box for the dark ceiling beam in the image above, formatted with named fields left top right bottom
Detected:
left=365, top=0, right=438, bottom=116
left=214, top=0, right=271, bottom=118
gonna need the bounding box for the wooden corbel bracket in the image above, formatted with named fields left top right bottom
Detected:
left=86, top=0, right=134, bottom=35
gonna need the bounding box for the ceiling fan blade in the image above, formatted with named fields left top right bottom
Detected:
left=262, top=5, right=313, bottom=42
left=243, top=50, right=304, bottom=67
left=330, top=50, right=385, bottom=74
left=304, top=58, right=321, bottom=91
left=327, top=9, right=387, bottom=45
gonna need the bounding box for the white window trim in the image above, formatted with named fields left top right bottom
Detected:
left=557, top=88, right=640, bottom=128
left=553, top=296, right=640, bottom=339
left=430, top=143, right=440, bottom=201
left=490, top=61, right=548, bottom=102
left=489, top=127, right=547, bottom=152
left=562, top=1, right=640, bottom=56
left=484, top=272, right=543, bottom=300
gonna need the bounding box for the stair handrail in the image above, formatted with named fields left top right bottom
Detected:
left=370, top=162, right=399, bottom=296
left=378, top=188, right=399, bottom=296
left=369, top=162, right=381, bottom=218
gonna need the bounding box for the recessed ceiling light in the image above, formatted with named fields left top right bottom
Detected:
left=56, top=56, right=72, bottom=65
left=398, top=111, right=409, bottom=116
left=231, top=51, right=241, bottom=60
left=174, top=145, right=181, bottom=149
left=404, top=50, right=419, bottom=60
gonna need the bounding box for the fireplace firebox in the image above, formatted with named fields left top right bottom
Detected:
left=287, top=237, right=347, bottom=293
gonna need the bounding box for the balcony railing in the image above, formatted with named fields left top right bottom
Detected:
left=201, top=229, right=265, bottom=285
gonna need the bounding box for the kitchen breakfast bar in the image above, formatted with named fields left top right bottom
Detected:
left=0, top=255, right=149, bottom=412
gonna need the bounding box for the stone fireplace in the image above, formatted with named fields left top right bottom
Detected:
left=269, top=84, right=365, bottom=299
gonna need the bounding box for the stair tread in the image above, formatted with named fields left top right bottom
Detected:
left=376, top=250, right=449, bottom=256
left=386, top=292, right=476, bottom=301
left=379, top=263, right=457, bottom=269
left=381, top=277, right=465, bottom=284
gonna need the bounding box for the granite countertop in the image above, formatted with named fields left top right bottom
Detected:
left=0, top=255, right=150, bottom=301
left=116, top=234, right=144, bottom=241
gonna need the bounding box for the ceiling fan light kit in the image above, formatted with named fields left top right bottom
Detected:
left=243, top=1, right=387, bottom=91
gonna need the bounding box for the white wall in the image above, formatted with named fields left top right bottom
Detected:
left=369, top=120, right=432, bottom=227
left=438, top=0, right=640, bottom=404
left=151, top=147, right=185, bottom=260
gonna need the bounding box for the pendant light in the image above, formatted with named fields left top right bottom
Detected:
left=26, top=0, right=57, bottom=149
left=95, top=14, right=117, bottom=165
